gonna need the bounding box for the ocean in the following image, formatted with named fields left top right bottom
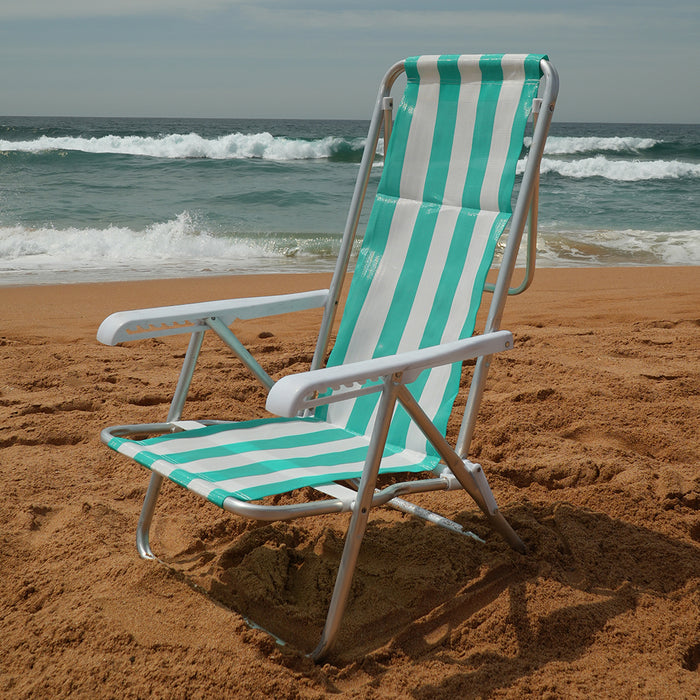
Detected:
left=0, top=117, right=698, bottom=286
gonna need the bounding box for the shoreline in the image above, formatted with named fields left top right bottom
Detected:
left=1, top=265, right=698, bottom=696
left=2, top=265, right=698, bottom=336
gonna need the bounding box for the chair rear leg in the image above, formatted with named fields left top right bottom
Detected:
left=396, top=384, right=526, bottom=553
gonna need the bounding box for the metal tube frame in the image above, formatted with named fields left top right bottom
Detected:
left=483, top=100, right=542, bottom=297
left=311, top=373, right=400, bottom=659
left=457, top=59, right=558, bottom=459
left=118, top=56, right=557, bottom=659
left=136, top=329, right=206, bottom=559
left=311, top=60, right=405, bottom=373
left=134, top=312, right=278, bottom=558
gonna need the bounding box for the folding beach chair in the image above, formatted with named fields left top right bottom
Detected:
left=98, top=54, right=558, bottom=659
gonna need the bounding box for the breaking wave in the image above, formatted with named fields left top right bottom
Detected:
left=0, top=212, right=345, bottom=285
left=530, top=135, right=659, bottom=155
left=536, top=156, right=700, bottom=181
left=0, top=132, right=367, bottom=161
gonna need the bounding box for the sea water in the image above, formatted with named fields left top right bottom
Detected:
left=0, top=117, right=698, bottom=286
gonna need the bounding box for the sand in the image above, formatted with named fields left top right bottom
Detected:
left=1, top=267, right=699, bottom=698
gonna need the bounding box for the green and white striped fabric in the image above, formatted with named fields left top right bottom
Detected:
left=321, top=54, right=545, bottom=453
left=108, top=54, right=545, bottom=505
left=110, top=418, right=439, bottom=504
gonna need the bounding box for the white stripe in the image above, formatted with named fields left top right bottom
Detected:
left=147, top=445, right=433, bottom=502
left=208, top=447, right=432, bottom=497
left=328, top=64, right=443, bottom=429
left=442, top=57, right=482, bottom=207
left=501, top=55, right=532, bottom=79
left=395, top=205, right=462, bottom=355
left=171, top=420, right=209, bottom=430
left=480, top=57, right=526, bottom=212
left=127, top=419, right=331, bottom=456
left=399, top=56, right=441, bottom=201
left=146, top=435, right=367, bottom=476
left=439, top=209, right=499, bottom=344
left=117, top=441, right=144, bottom=460
left=403, top=209, right=498, bottom=452
left=326, top=198, right=420, bottom=428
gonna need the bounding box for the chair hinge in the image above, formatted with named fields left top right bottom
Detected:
left=465, top=461, right=498, bottom=515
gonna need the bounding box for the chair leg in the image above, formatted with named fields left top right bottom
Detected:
left=136, top=330, right=205, bottom=560
left=310, top=491, right=374, bottom=660
left=396, top=384, right=526, bottom=554
left=311, top=375, right=400, bottom=660
left=136, top=473, right=164, bottom=560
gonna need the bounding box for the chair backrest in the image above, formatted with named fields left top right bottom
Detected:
left=318, top=54, right=547, bottom=454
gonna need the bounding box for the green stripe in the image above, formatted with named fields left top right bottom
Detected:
left=497, top=54, right=545, bottom=212
left=376, top=55, right=420, bottom=200
left=166, top=445, right=441, bottom=500
left=218, top=454, right=441, bottom=503
left=168, top=445, right=372, bottom=487
left=462, top=55, right=502, bottom=209
left=316, top=56, right=422, bottom=421
left=430, top=211, right=511, bottom=435
left=385, top=206, right=480, bottom=450
left=344, top=57, right=463, bottom=437
left=149, top=425, right=352, bottom=465
left=422, top=55, right=461, bottom=205
left=324, top=55, right=421, bottom=376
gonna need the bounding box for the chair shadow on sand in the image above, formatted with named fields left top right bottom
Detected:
left=158, top=494, right=700, bottom=690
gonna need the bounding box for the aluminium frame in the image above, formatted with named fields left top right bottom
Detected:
left=100, top=56, right=558, bottom=659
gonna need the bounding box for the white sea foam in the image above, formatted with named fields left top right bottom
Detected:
left=0, top=132, right=367, bottom=161
left=525, top=135, right=659, bottom=155
left=0, top=212, right=341, bottom=284
left=0, top=213, right=229, bottom=261
left=2, top=212, right=698, bottom=286
left=534, top=228, right=700, bottom=267
left=517, top=155, right=700, bottom=181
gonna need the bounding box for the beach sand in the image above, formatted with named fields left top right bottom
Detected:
left=1, top=267, right=699, bottom=698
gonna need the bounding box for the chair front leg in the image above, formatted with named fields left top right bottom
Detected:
left=311, top=374, right=401, bottom=660
left=136, top=473, right=164, bottom=560
left=135, top=329, right=206, bottom=560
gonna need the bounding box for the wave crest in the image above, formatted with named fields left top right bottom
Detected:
left=537, top=156, right=700, bottom=181
left=530, top=135, right=659, bottom=155
left=0, top=212, right=345, bottom=284
left=0, top=132, right=367, bottom=161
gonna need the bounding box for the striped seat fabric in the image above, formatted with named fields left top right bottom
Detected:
left=107, top=54, right=546, bottom=505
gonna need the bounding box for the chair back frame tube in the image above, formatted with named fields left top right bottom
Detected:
left=456, top=59, right=558, bottom=458
left=484, top=99, right=541, bottom=298
left=311, top=60, right=405, bottom=374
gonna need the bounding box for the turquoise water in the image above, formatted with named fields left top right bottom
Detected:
left=0, top=117, right=698, bottom=285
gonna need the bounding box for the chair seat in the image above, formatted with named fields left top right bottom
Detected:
left=107, top=417, right=440, bottom=505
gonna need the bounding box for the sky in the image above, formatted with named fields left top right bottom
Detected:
left=0, top=0, right=698, bottom=123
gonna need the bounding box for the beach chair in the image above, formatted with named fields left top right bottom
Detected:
left=98, top=54, right=558, bottom=659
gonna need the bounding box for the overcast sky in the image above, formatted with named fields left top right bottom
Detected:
left=1, top=0, right=697, bottom=123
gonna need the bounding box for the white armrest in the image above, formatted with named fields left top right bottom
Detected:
left=266, top=330, right=513, bottom=417
left=97, top=289, right=329, bottom=345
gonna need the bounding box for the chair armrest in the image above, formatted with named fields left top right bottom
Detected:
left=266, top=330, right=513, bottom=417
left=97, top=289, right=329, bottom=345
